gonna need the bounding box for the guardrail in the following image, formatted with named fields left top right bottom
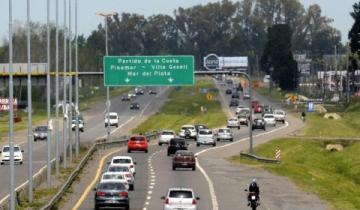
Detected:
left=0, top=131, right=158, bottom=210
left=240, top=152, right=280, bottom=164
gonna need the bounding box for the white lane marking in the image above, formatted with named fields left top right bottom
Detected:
left=143, top=208, right=147, bottom=210
left=195, top=121, right=289, bottom=210
left=147, top=196, right=151, bottom=200
left=148, top=191, right=152, bottom=194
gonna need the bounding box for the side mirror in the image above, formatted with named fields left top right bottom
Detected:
left=194, top=155, right=198, bottom=158
left=160, top=196, right=165, bottom=200
left=244, top=189, right=248, bottom=192
left=134, top=162, right=137, bottom=165
left=21, top=150, right=24, bottom=153
left=196, top=197, right=200, bottom=200
left=93, top=188, right=97, bottom=191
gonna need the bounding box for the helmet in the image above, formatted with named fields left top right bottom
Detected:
left=252, top=178, right=257, bottom=183
left=251, top=178, right=257, bottom=186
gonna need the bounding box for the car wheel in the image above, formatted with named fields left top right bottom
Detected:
left=230, top=138, right=233, bottom=142
left=167, top=152, right=170, bottom=156
left=172, top=165, right=176, bottom=171
left=196, top=143, right=200, bottom=147
left=34, top=138, right=37, bottom=142
left=158, top=142, right=162, bottom=146
left=217, top=138, right=220, bottom=142
left=192, top=166, right=196, bottom=171
left=145, top=150, right=148, bottom=153
left=283, top=120, right=285, bottom=124
left=130, top=184, right=134, bottom=191
left=0, top=162, right=3, bottom=165
left=94, top=204, right=99, bottom=210
left=20, top=161, right=23, bottom=165
left=115, top=124, right=118, bottom=128
left=128, top=150, right=131, bottom=153
left=213, top=143, right=216, bottom=147
left=238, top=126, right=240, bottom=129
left=263, top=127, right=266, bottom=131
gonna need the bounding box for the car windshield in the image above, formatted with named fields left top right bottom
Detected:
left=109, top=115, right=117, bottom=119
left=102, top=174, right=125, bottom=180
left=130, top=136, right=145, bottom=141
left=175, top=151, right=193, bottom=156
left=108, top=166, right=129, bottom=172
left=98, top=182, right=126, bottom=190
left=113, top=159, right=131, bottom=164
left=182, top=126, right=194, bottom=130
left=264, top=115, right=274, bottom=118
left=162, top=131, right=174, bottom=135
left=170, top=139, right=185, bottom=145
left=35, top=126, right=47, bottom=131
left=3, top=147, right=20, bottom=152
left=219, top=129, right=230, bottom=133
left=229, top=119, right=237, bottom=121
left=199, top=130, right=212, bottom=135
left=169, top=190, right=193, bottom=198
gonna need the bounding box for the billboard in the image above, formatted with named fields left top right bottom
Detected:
left=0, top=63, right=47, bottom=75
left=0, top=98, right=18, bottom=111
left=203, top=54, right=248, bottom=70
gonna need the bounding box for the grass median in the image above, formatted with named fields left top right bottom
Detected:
left=133, top=78, right=227, bottom=134
left=230, top=138, right=360, bottom=210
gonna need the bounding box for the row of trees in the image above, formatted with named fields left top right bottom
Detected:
left=0, top=0, right=343, bottom=90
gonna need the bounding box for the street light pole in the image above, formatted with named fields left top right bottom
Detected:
left=26, top=0, right=33, bottom=203
left=46, top=0, right=52, bottom=188
left=63, top=0, right=68, bottom=169
left=55, top=0, right=60, bottom=177
left=8, top=0, right=15, bottom=208
left=96, top=12, right=117, bottom=142
left=75, top=0, right=80, bottom=157
left=68, top=0, right=73, bottom=163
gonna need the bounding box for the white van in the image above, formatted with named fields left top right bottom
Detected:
left=105, top=112, right=119, bottom=127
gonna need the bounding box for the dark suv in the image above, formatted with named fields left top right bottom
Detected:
left=172, top=150, right=196, bottom=171
left=167, top=138, right=187, bottom=156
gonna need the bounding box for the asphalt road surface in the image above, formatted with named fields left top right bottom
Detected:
left=0, top=87, right=169, bottom=200
left=62, top=78, right=327, bottom=210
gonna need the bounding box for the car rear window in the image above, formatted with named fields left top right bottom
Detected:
left=170, top=139, right=185, bottom=145
left=98, top=182, right=126, bottom=190
left=103, top=174, right=125, bottom=180
left=219, top=129, right=230, bottom=133
left=3, top=147, right=20, bottom=152
left=130, top=136, right=145, bottom=141
left=35, top=127, right=47, bottom=131
left=264, top=115, right=274, bottom=118
left=108, top=166, right=129, bottom=172
left=169, top=190, right=193, bottom=198
left=199, top=130, right=212, bottom=135
left=110, top=115, right=117, bottom=119
left=175, top=151, right=193, bottom=156
left=113, top=159, right=131, bottom=164
left=162, top=131, right=174, bottom=135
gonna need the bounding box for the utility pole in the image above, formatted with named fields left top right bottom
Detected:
left=8, top=0, right=15, bottom=208
left=75, top=0, right=80, bottom=157
left=46, top=0, right=52, bottom=189
left=63, top=0, right=68, bottom=169
left=68, top=0, right=73, bottom=163
left=26, top=0, right=33, bottom=203
left=55, top=0, right=60, bottom=177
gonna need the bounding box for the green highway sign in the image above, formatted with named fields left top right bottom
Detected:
left=104, top=55, right=194, bottom=86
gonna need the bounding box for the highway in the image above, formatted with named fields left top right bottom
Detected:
left=61, top=78, right=327, bottom=210
left=0, top=87, right=170, bottom=200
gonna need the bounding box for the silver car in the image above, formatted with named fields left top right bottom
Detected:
left=216, top=128, right=233, bottom=142
left=196, top=129, right=216, bottom=147
left=227, top=118, right=240, bottom=129
left=162, top=188, right=200, bottom=210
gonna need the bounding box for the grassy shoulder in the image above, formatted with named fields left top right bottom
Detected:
left=254, top=86, right=288, bottom=101
left=230, top=138, right=360, bottom=210
left=132, top=78, right=227, bottom=134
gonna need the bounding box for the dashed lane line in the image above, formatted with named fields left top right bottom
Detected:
left=72, top=148, right=124, bottom=210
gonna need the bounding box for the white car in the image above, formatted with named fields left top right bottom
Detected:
left=107, top=165, right=135, bottom=191
left=263, top=114, right=276, bottom=127
left=159, top=130, right=176, bottom=145
left=100, top=172, right=129, bottom=190
left=162, top=188, right=200, bottom=210
left=273, top=109, right=286, bottom=124
left=227, top=118, right=240, bottom=129
left=235, top=105, right=248, bottom=114
left=196, top=129, right=216, bottom=147
left=216, top=128, right=233, bottom=142
left=71, top=119, right=84, bottom=132
left=127, top=91, right=136, bottom=98
left=110, top=156, right=136, bottom=175
left=104, top=112, right=119, bottom=127
left=0, top=145, right=23, bottom=165
left=179, top=125, right=197, bottom=140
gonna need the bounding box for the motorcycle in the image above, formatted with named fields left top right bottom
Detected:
left=245, top=190, right=260, bottom=210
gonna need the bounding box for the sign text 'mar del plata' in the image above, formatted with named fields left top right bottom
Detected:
left=104, top=55, right=194, bottom=86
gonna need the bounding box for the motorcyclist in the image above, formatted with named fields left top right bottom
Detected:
left=248, top=179, right=260, bottom=205
left=301, top=111, right=306, bottom=122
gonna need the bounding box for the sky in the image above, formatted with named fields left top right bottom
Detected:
left=0, top=0, right=356, bottom=45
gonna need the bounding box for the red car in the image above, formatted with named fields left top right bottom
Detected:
left=127, top=135, right=148, bottom=153
left=254, top=105, right=262, bottom=113
left=251, top=100, right=260, bottom=108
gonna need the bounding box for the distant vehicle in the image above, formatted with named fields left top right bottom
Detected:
left=0, top=145, right=24, bottom=165
left=161, top=188, right=200, bottom=210
left=100, top=172, right=129, bottom=190
left=235, top=105, right=248, bottom=114
left=194, top=124, right=207, bottom=133
left=127, top=91, right=136, bottom=98
left=172, top=150, right=196, bottom=171
left=71, top=119, right=84, bottom=132
left=238, top=113, right=249, bottom=126
left=105, top=112, right=119, bottom=128
left=252, top=118, right=266, bottom=131
left=196, top=129, right=216, bottom=147
left=225, top=89, right=232, bottom=95
left=251, top=100, right=260, bottom=108
left=33, top=126, right=48, bottom=141
left=179, top=125, right=197, bottom=140
left=229, top=99, right=239, bottom=107
left=130, top=102, right=140, bottom=110
left=263, top=75, right=271, bottom=83
left=121, top=94, right=131, bottom=101
left=254, top=105, right=262, bottom=114
left=262, top=106, right=273, bottom=116
left=227, top=118, right=240, bottom=129
left=216, top=128, right=233, bottom=142
left=94, top=181, right=129, bottom=210
left=263, top=114, right=276, bottom=127
left=159, top=130, right=176, bottom=146
left=167, top=138, right=187, bottom=156
left=110, top=156, right=136, bottom=175
left=243, top=92, right=250, bottom=100
left=273, top=109, right=286, bottom=124
left=226, top=79, right=233, bottom=85
left=135, top=88, right=144, bottom=95
left=127, top=135, right=148, bottom=153
left=236, top=83, right=243, bottom=92
left=149, top=89, right=157, bottom=95
left=106, top=165, right=135, bottom=191
left=231, top=91, right=240, bottom=99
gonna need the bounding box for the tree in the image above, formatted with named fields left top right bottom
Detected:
left=349, top=2, right=360, bottom=55
left=261, top=24, right=298, bottom=90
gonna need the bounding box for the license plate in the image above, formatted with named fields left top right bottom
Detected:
left=251, top=195, right=256, bottom=200
left=106, top=200, right=117, bottom=203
